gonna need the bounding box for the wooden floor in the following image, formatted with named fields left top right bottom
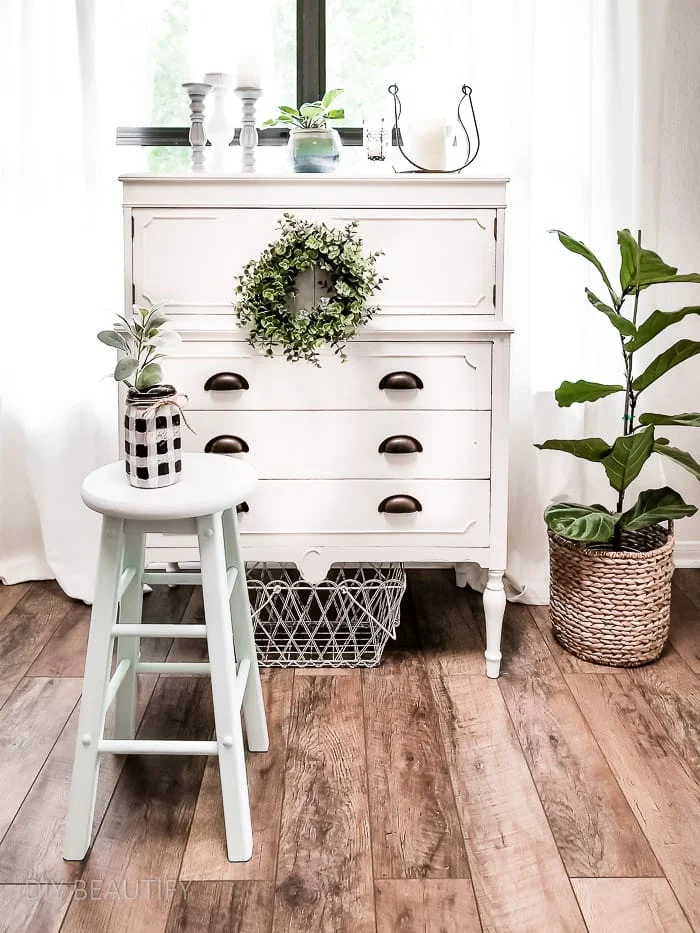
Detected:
left=0, top=569, right=697, bottom=933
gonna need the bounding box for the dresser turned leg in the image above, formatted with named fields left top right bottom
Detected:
left=454, top=562, right=469, bottom=588
left=483, top=570, right=505, bottom=678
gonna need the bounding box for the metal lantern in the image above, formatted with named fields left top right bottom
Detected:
left=388, top=83, right=481, bottom=173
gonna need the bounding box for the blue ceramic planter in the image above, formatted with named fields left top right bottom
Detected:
left=288, top=128, right=342, bottom=173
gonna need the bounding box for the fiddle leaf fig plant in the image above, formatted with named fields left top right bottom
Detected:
left=263, top=88, right=345, bottom=129
left=536, top=229, right=700, bottom=547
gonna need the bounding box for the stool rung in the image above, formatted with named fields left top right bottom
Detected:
left=112, top=623, right=207, bottom=638
left=98, top=739, right=218, bottom=756
left=104, top=658, right=131, bottom=712
left=235, top=658, right=251, bottom=708
left=135, top=661, right=211, bottom=675
left=141, top=567, right=238, bottom=595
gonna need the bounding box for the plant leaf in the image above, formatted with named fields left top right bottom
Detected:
left=550, top=229, right=617, bottom=301
left=97, top=330, right=128, bottom=351
left=544, top=502, right=618, bottom=542
left=632, top=339, right=700, bottom=392
left=623, top=306, right=700, bottom=352
left=554, top=380, right=625, bottom=407
left=619, top=486, right=697, bottom=531
left=325, top=108, right=344, bottom=120
left=114, top=356, right=138, bottom=381
left=654, top=442, right=700, bottom=480
left=135, top=362, right=163, bottom=390
left=618, top=229, right=640, bottom=291
left=602, top=425, right=655, bottom=493
left=322, top=88, right=344, bottom=108
left=278, top=105, right=299, bottom=116
left=585, top=288, right=636, bottom=336
left=300, top=102, right=324, bottom=117
left=535, top=438, right=612, bottom=461
left=639, top=412, right=700, bottom=427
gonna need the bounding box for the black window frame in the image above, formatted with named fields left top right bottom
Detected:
left=116, top=0, right=363, bottom=147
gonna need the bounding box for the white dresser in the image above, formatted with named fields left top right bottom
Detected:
left=121, top=174, right=511, bottom=676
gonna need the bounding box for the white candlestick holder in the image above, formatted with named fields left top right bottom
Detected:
left=235, top=87, right=262, bottom=174
left=182, top=82, right=212, bottom=172
left=204, top=72, right=235, bottom=171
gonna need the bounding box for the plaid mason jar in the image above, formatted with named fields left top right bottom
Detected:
left=124, top=385, right=182, bottom=488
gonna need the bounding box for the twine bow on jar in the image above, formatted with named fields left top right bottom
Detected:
left=141, top=393, right=195, bottom=432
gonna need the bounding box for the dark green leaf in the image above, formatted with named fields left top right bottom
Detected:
left=97, top=330, right=128, bottom=351
left=617, top=229, right=640, bottom=291
left=114, top=356, right=138, bottom=381
left=550, top=229, right=617, bottom=301
left=585, top=288, right=636, bottom=336
left=637, top=244, right=700, bottom=289
left=639, top=412, right=700, bottom=427
left=602, top=425, right=655, bottom=492
left=544, top=502, right=618, bottom=542
left=623, top=306, right=700, bottom=352
left=654, top=442, right=700, bottom=480
left=554, top=380, right=625, bottom=407
left=632, top=339, right=700, bottom=392
left=535, top=438, right=612, bottom=461
left=619, top=486, right=697, bottom=531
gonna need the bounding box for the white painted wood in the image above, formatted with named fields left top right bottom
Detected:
left=164, top=341, right=493, bottom=411
left=483, top=569, right=506, bottom=679
left=122, top=175, right=512, bottom=677
left=223, top=507, right=269, bottom=753
left=141, top=566, right=238, bottom=592
left=64, top=516, right=124, bottom=860
left=112, top=623, right=207, bottom=638
left=197, top=512, right=254, bottom=862
left=104, top=659, right=132, bottom=713
left=136, top=661, right=211, bottom=675
left=98, top=739, right=219, bottom=755
left=454, top=563, right=470, bottom=588
left=184, top=409, right=492, bottom=479
left=133, top=207, right=495, bottom=321
left=113, top=526, right=145, bottom=740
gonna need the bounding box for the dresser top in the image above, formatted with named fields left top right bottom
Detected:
left=120, top=173, right=509, bottom=209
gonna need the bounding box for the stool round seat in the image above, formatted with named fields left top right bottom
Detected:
left=81, top=453, right=257, bottom=521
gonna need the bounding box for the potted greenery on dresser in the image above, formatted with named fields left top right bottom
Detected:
left=263, top=89, right=344, bottom=173
left=98, top=304, right=188, bottom=489
left=537, top=229, right=700, bottom=666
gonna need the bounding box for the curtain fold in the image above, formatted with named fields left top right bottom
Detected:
left=1, top=0, right=696, bottom=604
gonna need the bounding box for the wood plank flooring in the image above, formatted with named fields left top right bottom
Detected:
left=0, top=569, right=697, bottom=932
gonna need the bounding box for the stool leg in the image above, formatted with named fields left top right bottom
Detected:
left=198, top=512, right=253, bottom=862
left=222, top=507, right=269, bottom=753
left=64, top=516, right=124, bottom=860
left=114, top=525, right=145, bottom=740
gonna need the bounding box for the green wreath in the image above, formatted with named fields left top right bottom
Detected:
left=234, top=213, right=386, bottom=364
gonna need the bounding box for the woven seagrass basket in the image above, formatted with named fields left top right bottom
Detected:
left=548, top=523, right=674, bottom=667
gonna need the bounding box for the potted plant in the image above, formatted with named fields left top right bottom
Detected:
left=263, top=89, right=345, bottom=173
left=536, top=229, right=700, bottom=666
left=98, top=304, right=187, bottom=489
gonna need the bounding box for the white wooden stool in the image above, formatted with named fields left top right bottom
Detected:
left=64, top=453, right=268, bottom=863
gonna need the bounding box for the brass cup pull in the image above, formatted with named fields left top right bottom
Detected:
left=378, top=371, right=424, bottom=391
left=378, top=494, right=423, bottom=514
left=204, top=372, right=250, bottom=391
left=378, top=435, right=423, bottom=454
left=204, top=435, right=250, bottom=454
left=236, top=501, right=249, bottom=514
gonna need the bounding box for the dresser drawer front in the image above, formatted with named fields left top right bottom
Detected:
left=149, top=479, right=490, bottom=543
left=184, top=410, right=491, bottom=479
left=167, top=342, right=492, bottom=411
left=132, top=208, right=495, bottom=319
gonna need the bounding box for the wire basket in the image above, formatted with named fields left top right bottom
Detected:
left=246, top=563, right=407, bottom=668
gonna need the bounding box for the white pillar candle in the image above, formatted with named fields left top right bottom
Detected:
left=234, top=50, right=263, bottom=89
left=408, top=116, right=448, bottom=170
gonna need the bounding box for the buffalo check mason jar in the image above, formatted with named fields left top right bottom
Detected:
left=124, top=384, right=183, bottom=488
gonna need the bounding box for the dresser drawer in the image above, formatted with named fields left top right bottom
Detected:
left=184, top=410, right=491, bottom=479
left=167, top=342, right=492, bottom=411
left=132, top=208, right=496, bottom=319
left=148, top=479, right=490, bottom=544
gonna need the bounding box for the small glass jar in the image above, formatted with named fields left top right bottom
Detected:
left=363, top=119, right=389, bottom=161
left=288, top=127, right=342, bottom=173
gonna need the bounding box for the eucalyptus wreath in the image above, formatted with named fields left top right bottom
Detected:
left=234, top=213, right=386, bottom=364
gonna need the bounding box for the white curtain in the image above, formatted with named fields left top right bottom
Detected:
left=1, top=0, right=698, bottom=604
